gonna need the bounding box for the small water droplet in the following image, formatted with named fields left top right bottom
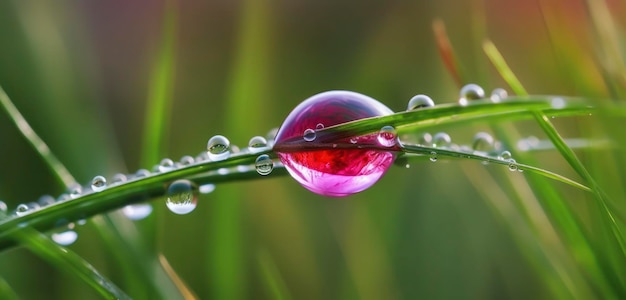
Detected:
left=508, top=159, right=518, bottom=172
left=77, top=219, right=87, bottom=226
left=499, top=150, right=512, bottom=161
left=217, top=168, right=229, bottom=175
left=377, top=126, right=397, bottom=147
left=91, top=175, right=107, bottom=192
left=179, top=155, right=195, bottom=166
left=551, top=97, right=566, bottom=109
left=134, top=169, right=151, bottom=178
left=429, top=151, right=438, bottom=162
left=122, top=204, right=153, bottom=220
left=57, top=193, right=70, bottom=201
left=472, top=132, right=495, bottom=152
left=111, top=173, right=127, bottom=185
left=15, top=204, right=30, bottom=216
left=316, top=123, right=325, bottom=130
left=0, top=200, right=7, bottom=213
left=237, top=165, right=251, bottom=172
left=432, top=132, right=452, bottom=148
left=350, top=137, right=358, bottom=144
left=418, top=133, right=432, bottom=146
left=490, top=88, right=508, bottom=103
left=158, top=158, right=175, bottom=172
left=255, top=154, right=274, bottom=176
left=248, top=136, right=268, bottom=153
left=37, top=195, right=55, bottom=207
left=207, top=135, right=231, bottom=161
left=195, top=151, right=209, bottom=162
left=303, top=128, right=316, bottom=142
left=51, top=230, right=78, bottom=246
left=407, top=94, right=435, bottom=110
left=69, top=185, right=82, bottom=199
left=199, top=183, right=216, bottom=194
left=459, top=84, right=485, bottom=106
left=166, top=180, right=198, bottom=215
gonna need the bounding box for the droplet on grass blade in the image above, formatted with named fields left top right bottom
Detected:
left=407, top=94, right=435, bottom=110
left=123, top=204, right=153, bottom=220
left=91, top=175, right=107, bottom=192
left=274, top=91, right=396, bottom=197
left=51, top=230, right=78, bottom=246
left=166, top=180, right=197, bottom=215
left=158, top=158, right=175, bottom=172
left=459, top=83, right=485, bottom=106
left=207, top=135, right=231, bottom=161
left=255, top=154, right=274, bottom=176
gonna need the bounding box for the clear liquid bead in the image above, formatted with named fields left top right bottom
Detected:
left=158, top=158, right=175, bottom=172
left=207, top=135, right=231, bottom=161
left=255, top=154, right=274, bottom=176
left=166, top=180, right=197, bottom=215
left=303, top=128, right=316, bottom=142
left=179, top=155, right=195, bottom=166
left=407, top=94, right=435, bottom=110
left=377, top=126, right=397, bottom=147
left=472, top=132, right=495, bottom=152
left=459, top=84, right=485, bottom=106
left=490, top=88, right=508, bottom=103
left=91, top=175, right=107, bottom=192
left=69, top=185, right=82, bottom=199
left=432, top=132, right=452, bottom=148
left=248, top=136, right=268, bottom=153
left=51, top=230, right=78, bottom=246
left=122, top=204, right=153, bottom=220
left=199, top=183, right=216, bottom=194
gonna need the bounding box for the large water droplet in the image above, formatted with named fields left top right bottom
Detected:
left=459, top=84, right=485, bottom=106
left=407, top=94, right=435, bottom=110
left=432, top=132, right=452, bottom=148
left=274, top=90, right=396, bottom=197
left=91, top=175, right=107, bottom=192
left=166, top=180, right=197, bottom=215
left=51, top=230, right=78, bottom=246
left=122, top=204, right=153, bottom=220
left=377, top=126, right=397, bottom=147
left=199, top=183, right=216, bottom=194
left=472, top=132, right=495, bottom=152
left=255, top=154, right=274, bottom=176
left=207, top=135, right=230, bottom=161
left=158, top=158, right=175, bottom=172
left=303, top=128, right=316, bottom=142
left=248, top=136, right=269, bottom=153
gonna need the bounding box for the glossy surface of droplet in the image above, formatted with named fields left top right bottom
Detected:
left=429, top=151, right=438, bottom=162
left=111, top=173, right=127, bottom=185
left=459, top=84, right=485, bottom=106
left=303, top=128, right=316, bottom=142
left=432, top=132, right=452, bottom=148
left=199, top=183, right=216, bottom=194
left=69, top=185, right=82, bottom=199
left=37, top=195, right=55, bottom=207
left=407, top=94, right=435, bottom=110
left=508, top=159, right=518, bottom=171
left=179, top=155, right=195, bottom=166
left=472, top=132, right=495, bottom=152
left=499, top=150, right=512, bottom=161
left=248, top=136, right=269, bottom=153
left=207, top=135, right=231, bottom=161
left=51, top=230, right=78, bottom=246
left=158, top=158, right=175, bottom=172
left=91, top=175, right=107, bottom=192
left=166, top=180, right=197, bottom=215
left=490, top=88, right=508, bottom=103
left=255, top=154, right=274, bottom=176
left=122, top=204, right=153, bottom=220
left=377, top=126, right=397, bottom=147
left=134, top=169, right=150, bottom=178
left=274, top=91, right=396, bottom=197
left=15, top=204, right=30, bottom=216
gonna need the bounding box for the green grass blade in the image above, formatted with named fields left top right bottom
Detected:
left=482, top=40, right=528, bottom=95
left=0, top=276, right=18, bottom=300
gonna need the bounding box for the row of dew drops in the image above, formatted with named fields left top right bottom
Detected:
left=0, top=83, right=542, bottom=246
left=0, top=130, right=280, bottom=246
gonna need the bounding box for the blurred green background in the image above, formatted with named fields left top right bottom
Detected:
left=0, top=0, right=624, bottom=299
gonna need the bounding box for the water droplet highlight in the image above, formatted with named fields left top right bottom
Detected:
left=0, top=201, right=7, bottom=213
left=122, top=204, right=153, bottom=220
left=51, top=230, right=78, bottom=246
left=255, top=154, right=274, bottom=176
left=111, top=173, right=127, bottom=185
left=429, top=151, right=438, bottom=162
left=69, top=185, right=82, bottom=199
left=472, top=132, right=495, bottom=152
left=303, top=128, right=316, bottom=142
left=377, top=126, right=397, bottom=147
left=134, top=169, right=150, bottom=178
left=274, top=90, right=396, bottom=196
left=15, top=204, right=30, bottom=216
left=248, top=136, right=268, bottom=153
left=166, top=180, right=197, bottom=215
left=207, top=135, right=231, bottom=161
left=158, top=158, right=175, bottom=172
left=459, top=84, right=485, bottom=106
left=37, top=195, right=55, bottom=207
left=91, top=175, right=107, bottom=192
left=508, top=159, right=518, bottom=172
left=432, top=132, right=452, bottom=148
left=407, top=94, right=435, bottom=110
left=499, top=150, right=512, bottom=161
left=490, top=88, right=508, bottom=103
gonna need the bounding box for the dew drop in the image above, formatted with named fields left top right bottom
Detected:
left=51, top=230, right=78, bottom=246
left=274, top=90, right=396, bottom=197
left=499, top=150, right=512, bottom=161
left=490, top=88, right=508, bottom=103
left=418, top=133, right=432, bottom=146
left=134, top=169, right=151, bottom=178
left=69, top=185, right=82, bottom=199
left=179, top=155, right=195, bottom=166
left=508, top=159, right=518, bottom=172
left=199, top=183, right=216, bottom=194
left=248, top=136, right=268, bottom=153
left=0, top=200, right=7, bottom=213
left=15, top=204, right=30, bottom=216
left=255, top=154, right=274, bottom=176
left=111, top=173, right=127, bottom=185
left=432, top=132, right=452, bottom=148
left=429, top=151, right=438, bottom=162
left=91, top=175, right=107, bottom=192
left=37, top=195, right=55, bottom=207
left=166, top=180, right=197, bottom=215
left=158, top=158, right=175, bottom=172
left=303, top=128, right=316, bottom=142
left=407, top=94, right=435, bottom=110
left=207, top=135, right=231, bottom=161
left=316, top=123, right=325, bottom=130
left=551, top=97, right=566, bottom=109
left=472, top=132, right=495, bottom=152
left=377, top=126, right=397, bottom=147
left=459, top=83, right=485, bottom=106
left=57, top=194, right=70, bottom=201
left=122, top=204, right=153, bottom=220
left=217, top=168, right=229, bottom=175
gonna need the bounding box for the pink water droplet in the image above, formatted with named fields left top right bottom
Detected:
left=274, top=91, right=396, bottom=197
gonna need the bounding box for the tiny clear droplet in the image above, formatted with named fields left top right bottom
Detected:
left=490, top=88, right=508, bottom=103
left=69, top=185, right=82, bottom=199
left=429, top=151, right=438, bottom=162
left=158, top=158, right=175, bottom=172
left=166, top=180, right=197, bottom=215
left=111, top=173, right=127, bottom=185
left=255, top=154, right=274, bottom=176
left=248, top=136, right=268, bottom=153
left=303, top=128, right=316, bottom=142
left=207, top=135, right=231, bottom=161
left=179, top=155, right=195, bottom=166
left=134, top=169, right=150, bottom=178
left=407, top=94, right=435, bottom=110
left=316, top=123, right=324, bottom=130
left=91, top=175, right=107, bottom=192
left=0, top=200, right=7, bottom=213
left=377, top=126, right=397, bottom=147
left=37, top=195, right=55, bottom=207
left=499, top=150, right=512, bottom=161
left=15, top=204, right=30, bottom=216
left=51, top=230, right=78, bottom=246
left=459, top=84, right=485, bottom=106
left=508, top=159, right=518, bottom=172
